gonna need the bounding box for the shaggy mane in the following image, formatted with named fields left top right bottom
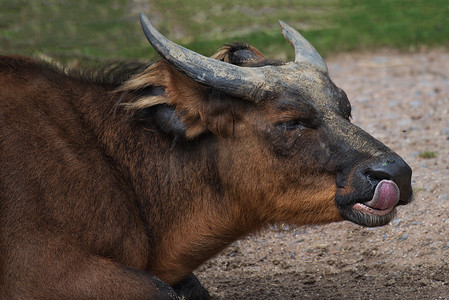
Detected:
left=32, top=55, right=151, bottom=88
left=33, top=42, right=281, bottom=90
left=65, top=61, right=150, bottom=87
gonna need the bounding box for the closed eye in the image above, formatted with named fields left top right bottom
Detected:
left=276, top=119, right=306, bottom=131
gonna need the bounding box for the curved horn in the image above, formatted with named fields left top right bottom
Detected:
left=139, top=13, right=265, bottom=101
left=278, top=21, right=328, bottom=74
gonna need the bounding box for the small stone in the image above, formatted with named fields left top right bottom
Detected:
left=418, top=280, right=428, bottom=287
left=391, top=219, right=402, bottom=226
left=442, top=127, right=449, bottom=136
left=388, top=100, right=399, bottom=107
left=398, top=234, right=408, bottom=242
left=422, top=240, right=431, bottom=247
left=358, top=97, right=370, bottom=104
left=384, top=278, right=396, bottom=287
left=303, top=276, right=316, bottom=285
left=410, top=99, right=422, bottom=108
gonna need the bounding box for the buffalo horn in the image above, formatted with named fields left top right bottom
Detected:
left=278, top=21, right=328, bottom=74
left=139, top=13, right=266, bottom=101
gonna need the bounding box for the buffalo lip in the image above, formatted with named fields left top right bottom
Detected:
left=352, top=180, right=400, bottom=216
left=352, top=202, right=396, bottom=216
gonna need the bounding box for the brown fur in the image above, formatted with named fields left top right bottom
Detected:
left=119, top=59, right=243, bottom=139
left=117, top=43, right=273, bottom=139
left=0, top=41, right=409, bottom=299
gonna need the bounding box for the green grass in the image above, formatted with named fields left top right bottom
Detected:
left=0, top=0, right=448, bottom=64
left=334, top=0, right=449, bottom=52
left=418, top=151, right=437, bottom=159
left=413, top=186, right=425, bottom=195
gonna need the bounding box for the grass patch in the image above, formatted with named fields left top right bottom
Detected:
left=413, top=187, right=425, bottom=195
left=0, top=0, right=448, bottom=63
left=334, top=0, right=449, bottom=52
left=418, top=151, right=437, bottom=159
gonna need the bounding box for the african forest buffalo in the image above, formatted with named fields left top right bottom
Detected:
left=0, top=13, right=412, bottom=299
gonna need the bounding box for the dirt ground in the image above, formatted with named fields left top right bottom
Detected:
left=196, top=49, right=449, bottom=299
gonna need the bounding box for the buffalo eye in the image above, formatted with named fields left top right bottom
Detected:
left=276, top=119, right=306, bottom=131
left=273, top=98, right=320, bottom=132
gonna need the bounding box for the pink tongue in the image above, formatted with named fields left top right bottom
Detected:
left=364, top=180, right=400, bottom=210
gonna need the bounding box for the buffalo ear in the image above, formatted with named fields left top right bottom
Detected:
left=135, top=104, right=187, bottom=138
left=154, top=105, right=187, bottom=137
left=120, top=59, right=240, bottom=139
left=211, top=42, right=266, bottom=66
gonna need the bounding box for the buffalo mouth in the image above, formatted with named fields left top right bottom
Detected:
left=338, top=180, right=404, bottom=227
left=354, top=180, right=400, bottom=216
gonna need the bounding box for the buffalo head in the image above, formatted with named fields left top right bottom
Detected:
left=124, top=14, right=413, bottom=228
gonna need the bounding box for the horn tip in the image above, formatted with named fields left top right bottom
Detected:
left=278, top=20, right=289, bottom=30
left=278, top=20, right=297, bottom=40
left=139, top=12, right=151, bottom=26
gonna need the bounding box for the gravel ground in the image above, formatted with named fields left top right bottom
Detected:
left=196, top=49, right=449, bottom=299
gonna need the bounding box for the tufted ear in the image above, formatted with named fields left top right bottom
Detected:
left=133, top=92, right=240, bottom=140
left=153, top=105, right=186, bottom=136
left=211, top=42, right=266, bottom=66
left=118, top=60, right=206, bottom=138
left=118, top=43, right=267, bottom=139
left=132, top=104, right=187, bottom=138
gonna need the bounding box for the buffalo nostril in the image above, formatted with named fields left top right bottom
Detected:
left=365, top=168, right=392, bottom=182
left=364, top=156, right=413, bottom=203
left=364, top=169, right=390, bottom=190
left=364, top=163, right=394, bottom=187
left=365, top=158, right=409, bottom=182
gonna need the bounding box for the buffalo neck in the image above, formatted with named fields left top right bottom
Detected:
left=73, top=88, right=260, bottom=284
